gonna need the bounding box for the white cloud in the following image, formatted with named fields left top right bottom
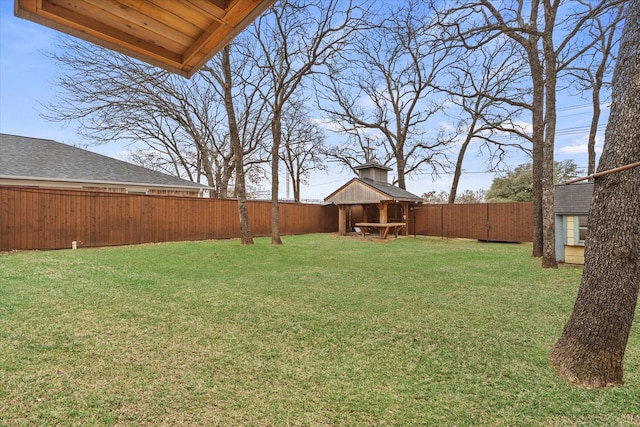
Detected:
left=438, top=121, right=457, bottom=133
left=559, top=143, right=589, bottom=154
left=502, top=120, right=532, bottom=135
left=558, top=134, right=604, bottom=155
left=309, top=117, right=343, bottom=133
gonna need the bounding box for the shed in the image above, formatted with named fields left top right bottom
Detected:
left=324, top=162, right=423, bottom=237
left=0, top=133, right=209, bottom=197
left=554, top=182, right=593, bottom=264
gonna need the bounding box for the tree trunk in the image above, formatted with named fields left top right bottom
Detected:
left=449, top=119, right=476, bottom=204
left=588, top=75, right=602, bottom=178
left=541, top=1, right=558, bottom=269
left=221, top=46, right=253, bottom=245
left=294, top=174, right=301, bottom=203
left=550, top=2, right=640, bottom=388
left=529, top=51, right=544, bottom=259
left=271, top=113, right=283, bottom=245
left=396, top=150, right=406, bottom=190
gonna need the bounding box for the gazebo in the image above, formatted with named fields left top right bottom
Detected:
left=324, top=162, right=423, bottom=238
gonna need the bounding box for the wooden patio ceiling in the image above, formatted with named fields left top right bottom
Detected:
left=14, top=0, right=275, bottom=78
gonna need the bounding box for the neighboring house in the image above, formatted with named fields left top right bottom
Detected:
left=324, top=162, right=423, bottom=236
left=554, top=182, right=594, bottom=264
left=0, top=134, right=208, bottom=197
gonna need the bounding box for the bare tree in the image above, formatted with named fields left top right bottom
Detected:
left=317, top=0, right=453, bottom=190
left=421, top=190, right=449, bottom=204
left=249, top=0, right=368, bottom=244
left=199, top=37, right=274, bottom=245
left=550, top=1, right=639, bottom=388
left=564, top=3, right=624, bottom=176
left=437, top=36, right=531, bottom=203
left=201, top=46, right=257, bottom=244
left=320, top=131, right=387, bottom=176
left=44, top=37, right=235, bottom=197
left=440, top=0, right=625, bottom=267
left=279, top=99, right=327, bottom=202
left=455, top=189, right=487, bottom=204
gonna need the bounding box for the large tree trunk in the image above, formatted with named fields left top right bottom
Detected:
left=550, top=2, right=640, bottom=388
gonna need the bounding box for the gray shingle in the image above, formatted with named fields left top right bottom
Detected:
left=358, top=178, right=423, bottom=201
left=0, top=133, right=206, bottom=189
left=554, top=183, right=593, bottom=214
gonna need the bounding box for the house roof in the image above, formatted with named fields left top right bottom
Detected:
left=554, top=183, right=593, bottom=214
left=0, top=133, right=207, bottom=190
left=14, top=0, right=276, bottom=78
left=324, top=177, right=423, bottom=205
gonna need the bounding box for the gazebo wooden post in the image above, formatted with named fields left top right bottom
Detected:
left=402, top=202, right=409, bottom=235
left=338, top=205, right=347, bottom=236
left=377, top=202, right=388, bottom=237
left=377, top=202, right=388, bottom=222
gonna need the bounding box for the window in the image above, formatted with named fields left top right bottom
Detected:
left=575, top=215, right=588, bottom=245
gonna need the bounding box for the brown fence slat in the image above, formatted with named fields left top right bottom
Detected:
left=488, top=202, right=533, bottom=242
left=443, top=204, right=487, bottom=240
left=0, top=186, right=339, bottom=251
left=413, top=202, right=533, bottom=243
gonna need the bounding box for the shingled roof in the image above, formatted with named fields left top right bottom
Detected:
left=554, top=183, right=594, bottom=214
left=0, top=133, right=207, bottom=190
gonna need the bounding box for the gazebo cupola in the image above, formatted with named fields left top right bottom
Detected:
left=355, top=162, right=392, bottom=184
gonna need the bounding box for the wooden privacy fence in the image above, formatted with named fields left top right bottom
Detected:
left=0, top=186, right=338, bottom=251
left=1, top=186, right=533, bottom=251
left=412, top=202, right=533, bottom=243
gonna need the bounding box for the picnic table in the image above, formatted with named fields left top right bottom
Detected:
left=355, top=222, right=405, bottom=239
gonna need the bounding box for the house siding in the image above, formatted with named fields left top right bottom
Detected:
left=565, top=245, right=585, bottom=265
left=566, top=216, right=576, bottom=245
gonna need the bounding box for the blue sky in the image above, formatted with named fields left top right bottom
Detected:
left=0, top=1, right=607, bottom=200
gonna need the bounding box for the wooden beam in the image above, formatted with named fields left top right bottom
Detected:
left=15, top=0, right=276, bottom=78
left=377, top=202, right=388, bottom=223
left=338, top=205, right=347, bottom=236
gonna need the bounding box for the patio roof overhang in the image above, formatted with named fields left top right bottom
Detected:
left=14, top=0, right=275, bottom=78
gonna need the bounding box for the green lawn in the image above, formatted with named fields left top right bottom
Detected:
left=1, top=234, right=638, bottom=426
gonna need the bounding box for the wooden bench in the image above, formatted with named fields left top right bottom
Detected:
left=355, top=222, right=405, bottom=239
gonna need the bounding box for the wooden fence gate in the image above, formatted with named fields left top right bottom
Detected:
left=412, top=202, right=533, bottom=242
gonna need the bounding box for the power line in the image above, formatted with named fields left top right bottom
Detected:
left=557, top=103, right=593, bottom=112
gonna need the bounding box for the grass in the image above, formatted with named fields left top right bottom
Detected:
left=1, top=234, right=638, bottom=426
